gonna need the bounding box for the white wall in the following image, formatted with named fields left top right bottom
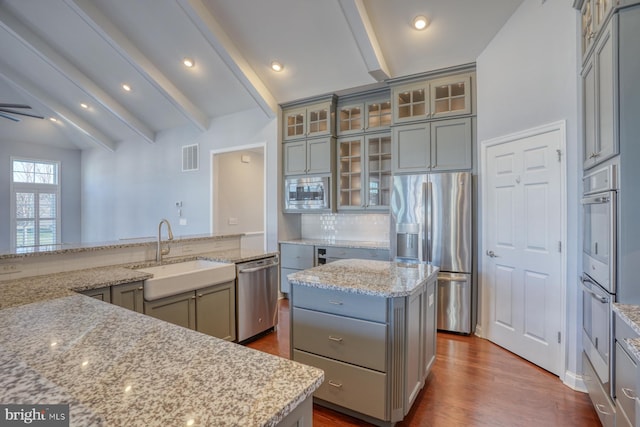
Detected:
left=476, top=0, right=580, bottom=381
left=0, top=140, right=81, bottom=251
left=82, top=107, right=278, bottom=250
left=213, top=149, right=264, bottom=234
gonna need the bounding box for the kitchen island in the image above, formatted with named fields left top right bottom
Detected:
left=288, top=259, right=439, bottom=427
left=0, top=249, right=323, bottom=427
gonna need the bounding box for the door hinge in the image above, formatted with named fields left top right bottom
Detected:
left=558, top=241, right=562, bottom=252
left=557, top=332, right=561, bottom=344
left=556, top=149, right=562, bottom=162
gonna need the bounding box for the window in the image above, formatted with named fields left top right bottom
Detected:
left=11, top=159, right=60, bottom=252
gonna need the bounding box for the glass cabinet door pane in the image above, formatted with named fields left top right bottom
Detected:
left=286, top=113, right=305, bottom=138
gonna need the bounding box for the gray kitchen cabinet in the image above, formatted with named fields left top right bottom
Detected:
left=580, top=0, right=615, bottom=63
left=81, top=287, right=111, bottom=303
left=290, top=272, right=437, bottom=425
left=279, top=243, right=315, bottom=294
left=283, top=137, right=335, bottom=176
left=111, top=281, right=144, bottom=313
left=144, top=290, right=196, bottom=329
left=144, top=280, right=236, bottom=341
left=392, top=122, right=430, bottom=173
left=392, top=81, right=429, bottom=124
left=392, top=118, right=472, bottom=173
left=614, top=310, right=640, bottom=427
left=337, top=133, right=392, bottom=210
left=337, top=97, right=391, bottom=136
left=316, top=245, right=390, bottom=264
left=429, top=73, right=473, bottom=119
left=582, top=16, right=617, bottom=169
left=283, top=100, right=335, bottom=141
left=195, top=281, right=236, bottom=342
left=430, top=117, right=472, bottom=171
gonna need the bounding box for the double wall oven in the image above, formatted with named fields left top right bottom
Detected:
left=581, top=164, right=617, bottom=424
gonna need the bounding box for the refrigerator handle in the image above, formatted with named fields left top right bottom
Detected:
left=425, top=180, right=433, bottom=263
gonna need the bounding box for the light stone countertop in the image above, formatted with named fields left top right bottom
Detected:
left=287, top=259, right=439, bottom=298
left=0, top=294, right=323, bottom=427
left=0, top=248, right=278, bottom=310
left=279, top=238, right=389, bottom=250
left=613, top=303, right=640, bottom=361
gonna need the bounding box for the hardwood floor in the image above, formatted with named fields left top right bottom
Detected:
left=247, top=299, right=600, bottom=427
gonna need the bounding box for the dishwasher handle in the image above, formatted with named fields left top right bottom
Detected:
left=238, top=258, right=279, bottom=274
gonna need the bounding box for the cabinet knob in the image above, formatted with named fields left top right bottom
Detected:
left=191, top=296, right=196, bottom=299
left=198, top=293, right=203, bottom=298
left=138, top=286, right=143, bottom=291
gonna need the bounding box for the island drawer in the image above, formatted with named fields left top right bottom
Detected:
left=293, top=349, right=387, bottom=421
left=292, top=285, right=387, bottom=322
left=615, top=341, right=637, bottom=425
left=293, top=307, right=387, bottom=372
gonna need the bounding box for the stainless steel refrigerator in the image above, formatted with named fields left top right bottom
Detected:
left=390, top=172, right=473, bottom=333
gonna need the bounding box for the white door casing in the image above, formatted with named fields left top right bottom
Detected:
left=480, top=121, right=566, bottom=377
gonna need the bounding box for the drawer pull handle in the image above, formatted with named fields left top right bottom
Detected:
left=328, top=336, right=343, bottom=342
left=595, top=403, right=611, bottom=415
left=622, top=387, right=636, bottom=400
left=329, top=300, right=343, bottom=305
left=328, top=381, right=343, bottom=389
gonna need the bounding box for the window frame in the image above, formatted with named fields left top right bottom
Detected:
left=10, top=157, right=61, bottom=251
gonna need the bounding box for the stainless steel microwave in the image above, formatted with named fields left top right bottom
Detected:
left=284, top=176, right=331, bottom=211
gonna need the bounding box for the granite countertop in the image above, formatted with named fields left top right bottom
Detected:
left=287, top=259, right=439, bottom=298
left=279, top=239, right=389, bottom=250
left=0, top=294, right=323, bottom=426
left=613, top=303, right=640, bottom=361
left=0, top=249, right=278, bottom=310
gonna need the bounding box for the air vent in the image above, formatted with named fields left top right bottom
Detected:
left=182, top=144, right=199, bottom=172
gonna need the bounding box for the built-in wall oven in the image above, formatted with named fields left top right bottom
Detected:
left=581, top=165, right=617, bottom=424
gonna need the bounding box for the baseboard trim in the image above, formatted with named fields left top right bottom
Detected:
left=563, top=369, right=587, bottom=393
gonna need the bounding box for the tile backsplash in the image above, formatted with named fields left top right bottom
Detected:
left=301, top=213, right=389, bottom=242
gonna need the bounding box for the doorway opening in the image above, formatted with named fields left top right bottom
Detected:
left=211, top=143, right=266, bottom=250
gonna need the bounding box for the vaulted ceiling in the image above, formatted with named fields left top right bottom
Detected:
left=0, top=0, right=524, bottom=151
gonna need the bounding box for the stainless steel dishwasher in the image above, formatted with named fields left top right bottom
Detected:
left=236, top=256, right=279, bottom=342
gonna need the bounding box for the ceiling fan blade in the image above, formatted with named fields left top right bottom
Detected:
left=0, top=103, right=32, bottom=109
left=0, top=108, right=44, bottom=119
left=0, top=111, right=20, bottom=122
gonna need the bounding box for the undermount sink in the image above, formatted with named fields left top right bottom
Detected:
left=137, top=260, right=235, bottom=301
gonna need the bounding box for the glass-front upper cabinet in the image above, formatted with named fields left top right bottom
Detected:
left=366, top=133, right=392, bottom=210
left=338, top=104, right=364, bottom=135
left=392, top=82, right=429, bottom=123
left=366, top=99, right=392, bottom=131
left=430, top=74, right=472, bottom=119
left=283, top=101, right=334, bottom=141
left=338, top=137, right=363, bottom=208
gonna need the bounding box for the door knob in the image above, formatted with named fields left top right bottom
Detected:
left=486, top=250, right=499, bottom=258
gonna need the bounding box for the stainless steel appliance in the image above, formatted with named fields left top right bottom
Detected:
left=390, top=172, right=473, bottom=333
left=236, top=256, right=279, bottom=342
left=580, top=164, right=617, bottom=419
left=284, top=176, right=331, bottom=212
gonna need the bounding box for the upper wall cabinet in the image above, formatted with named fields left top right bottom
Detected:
left=582, top=16, right=617, bottom=169
left=392, top=73, right=473, bottom=124
left=283, top=100, right=335, bottom=141
left=337, top=96, right=391, bottom=136
left=284, top=137, right=335, bottom=176
left=581, top=0, right=616, bottom=63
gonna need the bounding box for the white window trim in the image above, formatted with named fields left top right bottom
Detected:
left=10, top=157, right=61, bottom=251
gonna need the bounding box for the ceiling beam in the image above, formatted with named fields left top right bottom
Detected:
left=177, top=0, right=278, bottom=118
left=0, top=67, right=117, bottom=152
left=338, top=0, right=391, bottom=82
left=0, top=10, right=156, bottom=144
left=64, top=0, right=210, bottom=132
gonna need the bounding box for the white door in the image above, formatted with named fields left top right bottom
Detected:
left=482, top=123, right=564, bottom=376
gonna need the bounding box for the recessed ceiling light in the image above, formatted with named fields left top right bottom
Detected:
left=413, top=15, right=428, bottom=30
left=49, top=117, right=58, bottom=123
left=183, top=58, right=195, bottom=68
left=80, top=103, right=88, bottom=109
left=122, top=83, right=131, bottom=92
left=271, top=61, right=284, bottom=72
